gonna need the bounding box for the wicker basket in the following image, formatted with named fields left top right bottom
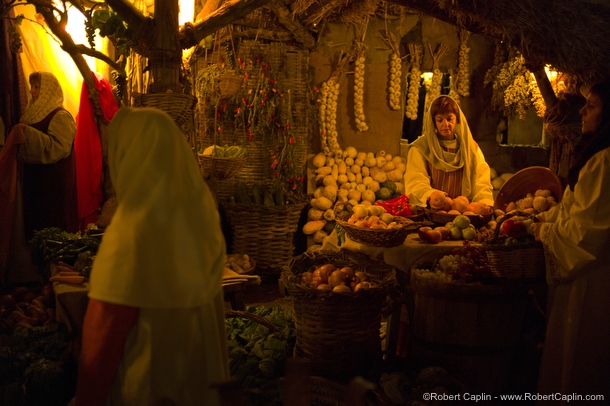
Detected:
left=133, top=93, right=197, bottom=133
left=494, top=166, right=563, bottom=211
left=335, top=216, right=422, bottom=248
left=222, top=202, right=306, bottom=275
left=198, top=155, right=246, bottom=180
left=256, top=375, right=379, bottom=406
left=483, top=212, right=545, bottom=280
left=424, top=208, right=492, bottom=228
left=282, top=250, right=397, bottom=379
left=218, top=71, right=244, bottom=96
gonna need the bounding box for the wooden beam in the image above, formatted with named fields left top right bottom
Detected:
left=179, top=0, right=273, bottom=49
left=265, top=0, right=316, bottom=48
left=385, top=0, right=502, bottom=40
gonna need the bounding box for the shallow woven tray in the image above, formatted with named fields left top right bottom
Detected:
left=198, top=155, right=246, bottom=180
left=335, top=216, right=422, bottom=247
left=424, top=208, right=492, bottom=228
left=282, top=250, right=397, bottom=379
left=494, top=166, right=563, bottom=212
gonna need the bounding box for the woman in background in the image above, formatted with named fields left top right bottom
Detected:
left=0, top=71, right=77, bottom=285
left=534, top=80, right=610, bottom=400
left=404, top=95, right=494, bottom=210
left=73, top=107, right=229, bottom=405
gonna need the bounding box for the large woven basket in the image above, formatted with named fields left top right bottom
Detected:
left=494, top=166, right=563, bottom=211
left=133, top=93, right=198, bottom=134
left=282, top=250, right=397, bottom=379
left=198, top=155, right=246, bottom=180
left=222, top=202, right=306, bottom=275
left=335, top=215, right=421, bottom=247
left=255, top=375, right=379, bottom=406
left=483, top=212, right=545, bottom=280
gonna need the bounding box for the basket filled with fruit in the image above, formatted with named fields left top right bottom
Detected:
left=282, top=250, right=398, bottom=379
left=424, top=192, right=493, bottom=229
left=198, top=144, right=247, bottom=180
left=334, top=200, right=423, bottom=247
left=482, top=210, right=546, bottom=280
left=493, top=166, right=563, bottom=212
left=409, top=243, right=530, bottom=392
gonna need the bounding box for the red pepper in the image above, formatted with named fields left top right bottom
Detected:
left=375, top=194, right=413, bottom=216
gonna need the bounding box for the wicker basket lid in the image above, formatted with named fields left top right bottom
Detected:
left=494, top=166, right=563, bottom=211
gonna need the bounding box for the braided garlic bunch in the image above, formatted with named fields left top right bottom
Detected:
left=457, top=30, right=471, bottom=97
left=381, top=30, right=402, bottom=111
left=319, top=78, right=340, bottom=156
left=405, top=44, right=422, bottom=120
left=353, top=52, right=369, bottom=132
left=427, top=43, right=449, bottom=104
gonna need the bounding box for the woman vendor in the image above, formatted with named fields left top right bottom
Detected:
left=404, top=95, right=494, bottom=211
left=0, top=71, right=78, bottom=285
left=533, top=79, right=610, bottom=400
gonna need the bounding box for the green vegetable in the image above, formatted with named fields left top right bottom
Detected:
left=225, top=306, right=295, bottom=398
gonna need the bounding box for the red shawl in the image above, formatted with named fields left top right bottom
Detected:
left=74, top=73, right=118, bottom=230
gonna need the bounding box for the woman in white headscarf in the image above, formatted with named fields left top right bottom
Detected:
left=0, top=71, right=77, bottom=285
left=73, top=107, right=229, bottom=406
left=404, top=95, right=494, bottom=209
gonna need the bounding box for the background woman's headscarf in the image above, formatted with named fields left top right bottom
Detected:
left=88, top=107, right=226, bottom=308
left=411, top=95, right=481, bottom=197
left=20, top=72, right=64, bottom=125
left=567, top=79, right=610, bottom=190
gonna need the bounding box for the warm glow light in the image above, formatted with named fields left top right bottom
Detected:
left=65, top=6, right=99, bottom=73
left=421, top=72, right=434, bottom=86
left=545, top=65, right=559, bottom=82
left=179, top=0, right=195, bottom=26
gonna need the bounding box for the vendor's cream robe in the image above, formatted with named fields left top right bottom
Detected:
left=537, top=147, right=610, bottom=400
left=404, top=95, right=494, bottom=208
left=88, top=107, right=229, bottom=405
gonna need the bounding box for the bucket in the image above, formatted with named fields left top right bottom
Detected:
left=408, top=268, right=529, bottom=393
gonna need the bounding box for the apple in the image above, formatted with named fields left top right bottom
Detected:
left=418, top=227, right=443, bottom=244
left=501, top=219, right=527, bottom=238
left=418, top=226, right=433, bottom=241
left=435, top=226, right=450, bottom=240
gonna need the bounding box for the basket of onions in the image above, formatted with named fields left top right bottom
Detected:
left=281, top=250, right=398, bottom=379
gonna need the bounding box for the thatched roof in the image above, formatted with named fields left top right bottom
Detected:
left=288, top=0, right=610, bottom=85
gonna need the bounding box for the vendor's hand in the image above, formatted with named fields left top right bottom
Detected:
left=532, top=221, right=544, bottom=241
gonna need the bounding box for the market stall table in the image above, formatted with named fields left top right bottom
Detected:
left=320, top=231, right=479, bottom=360
left=52, top=280, right=89, bottom=335
left=52, top=268, right=262, bottom=335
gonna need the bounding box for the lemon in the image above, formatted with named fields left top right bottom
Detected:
left=380, top=213, right=394, bottom=224
left=353, top=204, right=368, bottom=218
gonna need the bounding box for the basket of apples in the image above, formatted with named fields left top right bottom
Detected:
left=483, top=210, right=545, bottom=280
left=281, top=250, right=398, bottom=378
